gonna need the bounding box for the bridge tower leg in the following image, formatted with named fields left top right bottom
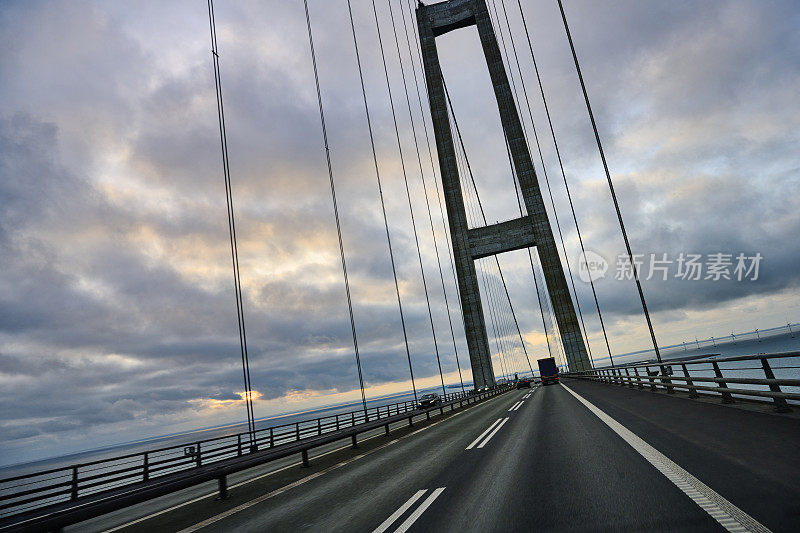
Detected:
left=417, top=0, right=592, bottom=382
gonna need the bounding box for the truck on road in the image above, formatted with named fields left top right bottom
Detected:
left=537, top=357, right=559, bottom=385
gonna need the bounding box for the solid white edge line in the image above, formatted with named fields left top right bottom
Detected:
left=560, top=384, right=771, bottom=533
left=476, top=417, right=509, bottom=449
left=371, top=490, right=427, bottom=533
left=393, top=487, right=445, bottom=533
left=465, top=418, right=502, bottom=450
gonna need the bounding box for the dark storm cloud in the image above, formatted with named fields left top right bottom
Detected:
left=0, top=0, right=798, bottom=464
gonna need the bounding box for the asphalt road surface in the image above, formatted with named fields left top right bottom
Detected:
left=79, top=379, right=800, bottom=532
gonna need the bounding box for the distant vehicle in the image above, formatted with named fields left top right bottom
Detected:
left=537, top=357, right=559, bottom=385
left=516, top=378, right=531, bottom=389
left=417, top=393, right=441, bottom=409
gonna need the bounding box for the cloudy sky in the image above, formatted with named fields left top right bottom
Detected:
left=1, top=0, right=799, bottom=466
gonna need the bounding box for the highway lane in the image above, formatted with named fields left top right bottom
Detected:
left=404, top=383, right=724, bottom=532
left=107, top=382, right=795, bottom=532
left=110, top=388, right=526, bottom=532
left=68, top=404, right=475, bottom=533
left=562, top=377, right=800, bottom=532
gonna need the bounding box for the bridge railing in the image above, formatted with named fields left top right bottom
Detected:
left=564, top=351, right=800, bottom=412
left=0, top=386, right=494, bottom=521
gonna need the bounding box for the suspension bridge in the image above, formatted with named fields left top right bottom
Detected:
left=1, top=0, right=798, bottom=531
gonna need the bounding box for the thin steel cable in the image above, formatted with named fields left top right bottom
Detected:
left=405, top=0, right=492, bottom=388
left=488, top=262, right=518, bottom=376
left=386, top=0, right=458, bottom=397
left=207, top=0, right=255, bottom=441
left=505, top=139, right=554, bottom=360
left=448, top=85, right=512, bottom=382
left=479, top=260, right=509, bottom=381
left=451, top=108, right=494, bottom=386
left=500, top=0, right=607, bottom=370
left=556, top=0, right=657, bottom=364
left=497, top=0, right=599, bottom=368
left=491, top=0, right=596, bottom=371
left=399, top=0, right=465, bottom=393
left=494, top=0, right=581, bottom=365
left=442, top=77, right=535, bottom=376
left=369, top=0, right=446, bottom=398
left=494, top=3, right=558, bottom=361
left=303, top=0, right=367, bottom=413
left=453, top=117, right=516, bottom=381
left=346, top=0, right=419, bottom=402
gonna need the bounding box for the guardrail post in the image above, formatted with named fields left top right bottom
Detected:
left=295, top=422, right=300, bottom=441
left=143, top=453, right=149, bottom=482
left=217, top=475, right=229, bottom=500
left=711, top=361, right=734, bottom=403
left=660, top=366, right=675, bottom=394
left=624, top=368, right=633, bottom=388
left=237, top=434, right=242, bottom=456
left=317, top=418, right=322, bottom=436
left=71, top=465, right=79, bottom=500
left=634, top=367, right=644, bottom=389
left=761, top=358, right=792, bottom=412
left=682, top=364, right=698, bottom=399
left=351, top=412, right=355, bottom=427
left=270, top=427, right=274, bottom=448
left=196, top=442, right=202, bottom=467
left=645, top=367, right=656, bottom=391
left=301, top=449, right=310, bottom=468
left=336, top=414, right=340, bottom=431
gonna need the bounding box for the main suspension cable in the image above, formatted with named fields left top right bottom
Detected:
left=346, top=0, right=419, bottom=402
left=207, top=0, right=256, bottom=442
left=303, top=0, right=367, bottom=413
left=556, top=0, right=649, bottom=365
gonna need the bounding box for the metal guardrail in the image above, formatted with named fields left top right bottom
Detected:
left=0, top=385, right=512, bottom=531
left=564, top=351, right=800, bottom=413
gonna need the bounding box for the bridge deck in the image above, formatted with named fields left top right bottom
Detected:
left=68, top=381, right=800, bottom=532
